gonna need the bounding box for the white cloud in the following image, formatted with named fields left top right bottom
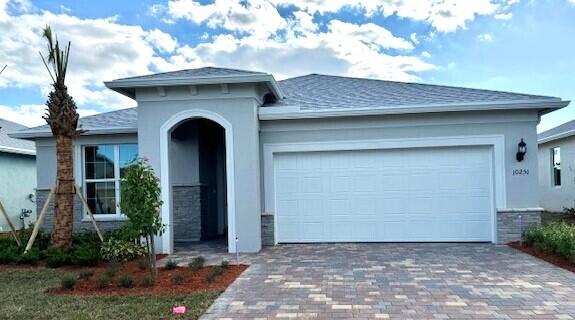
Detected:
left=421, top=51, right=431, bottom=59
left=162, top=0, right=287, bottom=37
left=0, top=104, right=98, bottom=127
left=268, top=0, right=518, bottom=32
left=477, top=33, right=493, bottom=42
left=494, top=12, right=513, bottom=20
left=410, top=32, right=419, bottom=44
left=0, top=4, right=184, bottom=116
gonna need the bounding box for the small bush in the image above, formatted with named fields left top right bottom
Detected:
left=171, top=273, right=184, bottom=285
left=164, top=259, right=178, bottom=270
left=117, top=274, right=134, bottom=288
left=137, top=258, right=149, bottom=270
left=206, top=266, right=224, bottom=283
left=45, top=248, right=71, bottom=268
left=18, top=249, right=40, bottom=265
left=0, top=245, right=21, bottom=264
left=524, top=222, right=575, bottom=261
left=220, top=259, right=230, bottom=268
left=78, top=270, right=94, bottom=280
left=141, top=274, right=155, bottom=287
left=101, top=238, right=146, bottom=262
left=105, top=261, right=118, bottom=278
left=188, top=256, right=205, bottom=271
left=96, top=276, right=109, bottom=288
left=71, top=243, right=101, bottom=266
left=61, top=275, right=76, bottom=289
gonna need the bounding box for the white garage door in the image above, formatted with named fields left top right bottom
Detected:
left=274, top=146, right=493, bottom=243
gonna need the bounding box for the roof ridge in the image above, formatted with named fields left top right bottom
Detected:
left=113, top=66, right=267, bottom=82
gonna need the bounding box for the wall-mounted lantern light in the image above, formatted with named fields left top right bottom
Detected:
left=516, top=138, right=527, bottom=162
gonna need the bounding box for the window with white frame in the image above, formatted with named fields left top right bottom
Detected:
left=83, top=144, right=138, bottom=217
left=552, top=147, right=561, bottom=186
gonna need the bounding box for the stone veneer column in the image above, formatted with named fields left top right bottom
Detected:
left=261, top=213, right=275, bottom=246
left=497, top=208, right=542, bottom=244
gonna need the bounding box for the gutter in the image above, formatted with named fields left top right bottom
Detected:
left=105, top=74, right=285, bottom=100
left=538, top=128, right=575, bottom=144
left=0, top=146, right=36, bottom=156
left=8, top=127, right=138, bottom=140
left=259, top=99, right=570, bottom=121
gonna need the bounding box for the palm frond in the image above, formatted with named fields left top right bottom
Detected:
left=40, top=25, right=71, bottom=86
left=0, top=65, right=6, bottom=75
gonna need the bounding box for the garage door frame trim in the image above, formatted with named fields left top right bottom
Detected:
left=263, top=135, right=506, bottom=244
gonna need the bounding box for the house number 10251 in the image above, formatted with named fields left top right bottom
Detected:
left=512, top=169, right=529, bottom=175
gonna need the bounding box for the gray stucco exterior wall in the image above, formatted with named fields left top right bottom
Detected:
left=259, top=109, right=542, bottom=244
left=0, top=152, right=36, bottom=231
left=136, top=83, right=263, bottom=253
left=538, top=137, right=575, bottom=212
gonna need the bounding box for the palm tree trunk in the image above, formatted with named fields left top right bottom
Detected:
left=51, top=135, right=74, bottom=248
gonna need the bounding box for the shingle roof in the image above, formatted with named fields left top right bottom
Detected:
left=9, top=108, right=137, bottom=138
left=268, top=74, right=560, bottom=110
left=0, top=118, right=35, bottom=155
left=538, top=119, right=575, bottom=143
left=113, top=67, right=267, bottom=82
left=11, top=69, right=566, bottom=139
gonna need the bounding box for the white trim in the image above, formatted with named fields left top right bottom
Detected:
left=10, top=127, right=138, bottom=139
left=263, top=134, right=506, bottom=244
left=160, top=109, right=236, bottom=254
left=105, top=73, right=284, bottom=100
left=0, top=145, right=35, bottom=155
left=259, top=100, right=568, bottom=120
left=538, top=128, right=575, bottom=144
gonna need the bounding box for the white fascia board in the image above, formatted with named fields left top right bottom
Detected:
left=259, top=99, right=569, bottom=120
left=0, top=145, right=36, bottom=155
left=538, top=128, right=575, bottom=144
left=8, top=127, right=138, bottom=139
left=105, top=74, right=284, bottom=100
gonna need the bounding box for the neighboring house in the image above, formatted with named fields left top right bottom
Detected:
left=0, top=118, right=36, bottom=231
left=538, top=120, right=575, bottom=212
left=9, top=67, right=570, bottom=253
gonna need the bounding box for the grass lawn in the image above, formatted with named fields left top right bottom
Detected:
left=0, top=268, right=219, bottom=320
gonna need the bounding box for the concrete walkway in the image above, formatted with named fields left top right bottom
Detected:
left=197, top=243, right=575, bottom=319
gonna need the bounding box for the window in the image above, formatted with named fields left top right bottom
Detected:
left=552, top=147, right=561, bottom=186
left=83, top=144, right=138, bottom=217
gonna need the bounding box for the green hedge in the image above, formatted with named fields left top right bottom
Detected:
left=524, top=222, right=575, bottom=262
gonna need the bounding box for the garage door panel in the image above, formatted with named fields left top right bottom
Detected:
left=275, top=146, right=493, bottom=243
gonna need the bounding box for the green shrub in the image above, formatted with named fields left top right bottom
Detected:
left=524, top=222, right=575, bottom=261
left=117, top=274, right=134, bottom=288
left=100, top=238, right=146, bottom=262
left=188, top=256, right=205, bottom=271
left=205, top=266, right=224, bottom=283
left=141, top=274, right=155, bottom=287
left=60, top=275, right=76, bottom=289
left=45, top=248, right=71, bottom=268
left=164, top=259, right=177, bottom=270
left=78, top=270, right=94, bottom=280
left=96, top=276, right=109, bottom=288
left=0, top=246, right=20, bottom=264
left=220, top=259, right=229, bottom=268
left=72, top=231, right=101, bottom=247
left=71, top=243, right=101, bottom=266
left=105, top=261, right=118, bottom=278
left=171, top=273, right=184, bottom=285
left=137, top=257, right=149, bottom=270
left=18, top=249, right=40, bottom=265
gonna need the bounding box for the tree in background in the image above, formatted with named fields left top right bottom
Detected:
left=40, top=26, right=81, bottom=248
left=120, top=157, right=164, bottom=278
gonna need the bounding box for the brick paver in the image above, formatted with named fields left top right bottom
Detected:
left=194, top=243, right=575, bottom=319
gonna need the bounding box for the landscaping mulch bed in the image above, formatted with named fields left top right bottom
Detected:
left=508, top=241, right=575, bottom=273
left=47, top=259, right=248, bottom=296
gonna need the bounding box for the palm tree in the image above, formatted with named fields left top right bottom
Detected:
left=40, top=26, right=81, bottom=248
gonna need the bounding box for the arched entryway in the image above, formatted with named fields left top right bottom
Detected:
left=160, top=110, right=236, bottom=254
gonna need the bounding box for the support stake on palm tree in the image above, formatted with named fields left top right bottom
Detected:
left=0, top=65, right=6, bottom=75
left=39, top=26, right=82, bottom=249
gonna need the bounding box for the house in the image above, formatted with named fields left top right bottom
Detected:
left=538, top=120, right=575, bottom=212
left=0, top=118, right=36, bottom=231
left=9, top=67, right=570, bottom=253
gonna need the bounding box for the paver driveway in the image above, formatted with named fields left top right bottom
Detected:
left=201, top=243, right=575, bottom=319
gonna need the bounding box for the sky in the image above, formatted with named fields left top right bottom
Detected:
left=0, top=0, right=574, bottom=132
